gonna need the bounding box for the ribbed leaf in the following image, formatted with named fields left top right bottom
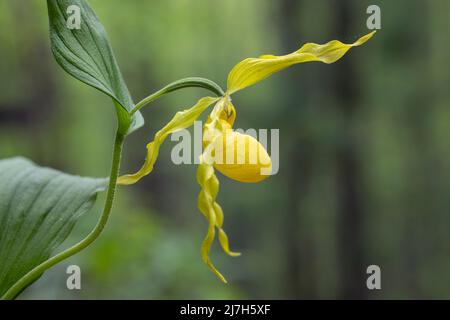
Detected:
left=0, top=157, right=107, bottom=296
left=47, top=0, right=143, bottom=133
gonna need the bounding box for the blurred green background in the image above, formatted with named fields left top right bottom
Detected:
left=1, top=0, right=450, bottom=299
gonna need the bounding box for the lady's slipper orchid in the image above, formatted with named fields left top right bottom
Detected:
left=118, top=31, right=375, bottom=282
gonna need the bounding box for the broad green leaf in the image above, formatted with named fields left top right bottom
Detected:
left=47, top=0, right=143, bottom=134
left=0, top=157, right=107, bottom=296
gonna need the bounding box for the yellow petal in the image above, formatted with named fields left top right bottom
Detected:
left=197, top=156, right=241, bottom=283
left=213, top=202, right=241, bottom=257
left=213, top=129, right=272, bottom=183
left=227, top=31, right=375, bottom=94
left=197, top=160, right=227, bottom=283
left=117, top=96, right=219, bottom=185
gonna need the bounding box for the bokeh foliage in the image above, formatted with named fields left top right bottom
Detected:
left=1, top=0, right=450, bottom=299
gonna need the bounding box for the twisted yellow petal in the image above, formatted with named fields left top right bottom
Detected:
left=196, top=98, right=243, bottom=283
left=117, top=96, right=219, bottom=185
left=197, top=157, right=240, bottom=283
left=227, top=31, right=375, bottom=94
left=197, top=159, right=224, bottom=282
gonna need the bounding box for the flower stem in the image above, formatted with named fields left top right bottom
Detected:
left=2, top=76, right=224, bottom=300
left=1, top=131, right=125, bottom=300
left=131, top=77, right=225, bottom=115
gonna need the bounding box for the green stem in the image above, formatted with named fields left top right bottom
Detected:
left=1, top=131, right=125, bottom=300
left=2, top=77, right=223, bottom=300
left=131, top=77, right=224, bottom=115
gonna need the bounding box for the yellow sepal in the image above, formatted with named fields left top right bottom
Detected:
left=117, top=96, right=219, bottom=185
left=227, top=31, right=375, bottom=94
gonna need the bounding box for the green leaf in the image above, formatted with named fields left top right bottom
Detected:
left=0, top=157, right=107, bottom=296
left=47, top=0, right=143, bottom=134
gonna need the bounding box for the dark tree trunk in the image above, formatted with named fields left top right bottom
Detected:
left=333, top=0, right=367, bottom=299
left=279, top=0, right=317, bottom=299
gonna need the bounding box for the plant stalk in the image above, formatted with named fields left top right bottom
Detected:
left=131, top=77, right=225, bottom=115
left=2, top=77, right=224, bottom=300
left=1, top=131, right=125, bottom=300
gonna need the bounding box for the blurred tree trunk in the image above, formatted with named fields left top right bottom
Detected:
left=333, top=0, right=367, bottom=299
left=279, top=0, right=369, bottom=299
left=0, top=2, right=57, bottom=163
left=279, top=0, right=317, bottom=299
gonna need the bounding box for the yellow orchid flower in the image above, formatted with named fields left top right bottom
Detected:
left=201, top=98, right=272, bottom=183
left=118, top=32, right=375, bottom=282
